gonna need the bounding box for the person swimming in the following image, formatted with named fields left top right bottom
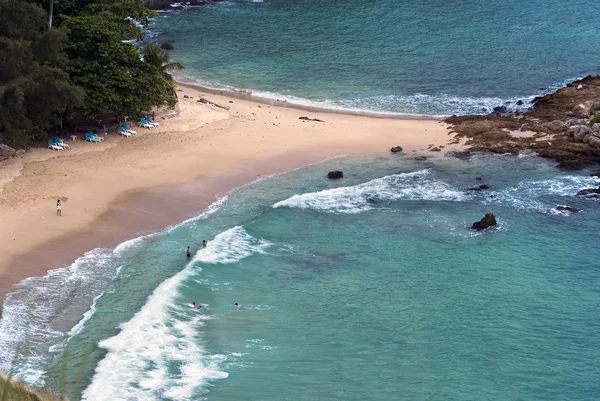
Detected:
left=234, top=302, right=243, bottom=308
left=186, top=246, right=191, bottom=258
left=192, top=302, right=202, bottom=309
left=202, top=240, right=207, bottom=248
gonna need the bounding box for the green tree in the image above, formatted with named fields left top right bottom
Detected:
left=0, top=0, right=83, bottom=147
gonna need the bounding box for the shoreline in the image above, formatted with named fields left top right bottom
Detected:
left=174, top=77, right=444, bottom=120
left=0, top=84, right=462, bottom=302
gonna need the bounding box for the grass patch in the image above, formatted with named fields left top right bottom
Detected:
left=0, top=376, right=66, bottom=401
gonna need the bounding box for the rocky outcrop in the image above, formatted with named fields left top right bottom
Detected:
left=472, top=213, right=497, bottom=231
left=572, top=100, right=596, bottom=118
left=443, top=75, right=600, bottom=169
left=327, top=171, right=343, bottom=179
left=390, top=146, right=403, bottom=153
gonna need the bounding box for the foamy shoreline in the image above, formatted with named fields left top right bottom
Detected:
left=0, top=84, right=462, bottom=302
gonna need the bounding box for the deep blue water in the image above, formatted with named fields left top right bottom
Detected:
left=2, top=154, right=600, bottom=400
left=148, top=0, right=600, bottom=115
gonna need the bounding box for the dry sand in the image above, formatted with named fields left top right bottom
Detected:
left=0, top=84, right=462, bottom=300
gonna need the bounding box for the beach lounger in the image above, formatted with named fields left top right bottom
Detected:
left=139, top=118, right=153, bottom=129
left=85, top=132, right=101, bottom=143
left=124, top=123, right=137, bottom=135
left=91, top=131, right=104, bottom=141
left=48, top=139, right=63, bottom=151
left=54, top=137, right=69, bottom=148
left=117, top=126, right=132, bottom=137
left=145, top=116, right=160, bottom=127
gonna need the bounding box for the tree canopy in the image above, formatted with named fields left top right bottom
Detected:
left=0, top=0, right=182, bottom=147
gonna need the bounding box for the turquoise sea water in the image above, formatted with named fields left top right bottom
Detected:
left=2, top=153, right=600, bottom=400
left=148, top=0, right=600, bottom=115
left=3, top=2, right=600, bottom=399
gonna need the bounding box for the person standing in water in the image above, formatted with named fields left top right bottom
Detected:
left=56, top=200, right=62, bottom=216
left=186, top=246, right=191, bottom=258
left=202, top=240, right=207, bottom=248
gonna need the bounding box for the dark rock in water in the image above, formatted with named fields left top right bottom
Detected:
left=493, top=105, right=508, bottom=114
left=429, top=147, right=441, bottom=152
left=475, top=177, right=482, bottom=181
left=160, top=43, right=174, bottom=50
left=516, top=99, right=524, bottom=106
left=365, top=198, right=376, bottom=204
left=576, top=186, right=600, bottom=196
left=557, top=159, right=587, bottom=171
left=451, top=150, right=472, bottom=160
left=327, top=171, right=344, bottom=179
left=414, top=156, right=428, bottom=161
left=468, top=184, right=490, bottom=191
left=590, top=171, right=600, bottom=178
left=472, top=213, right=497, bottom=231
left=556, top=205, right=580, bottom=213
left=299, top=116, right=325, bottom=122
left=390, top=146, right=403, bottom=153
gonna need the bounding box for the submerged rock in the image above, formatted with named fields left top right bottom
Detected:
left=365, top=198, right=377, bottom=204
left=469, top=184, right=490, bottom=191
left=327, top=170, right=344, bottom=179
left=556, top=205, right=580, bottom=213
left=576, top=186, right=600, bottom=197
left=160, top=43, right=174, bottom=50
left=390, top=146, right=403, bottom=153
left=472, top=213, right=497, bottom=231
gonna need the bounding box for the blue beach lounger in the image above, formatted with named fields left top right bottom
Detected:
left=54, top=137, right=69, bottom=148
left=85, top=132, right=101, bottom=143
left=48, top=139, right=63, bottom=151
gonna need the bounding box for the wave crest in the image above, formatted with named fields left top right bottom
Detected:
left=273, top=170, right=466, bottom=214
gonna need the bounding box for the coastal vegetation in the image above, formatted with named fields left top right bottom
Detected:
left=0, top=376, right=64, bottom=401
left=0, top=0, right=180, bottom=148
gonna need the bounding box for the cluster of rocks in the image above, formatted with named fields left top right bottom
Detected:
left=564, top=118, right=600, bottom=148
left=444, top=75, right=600, bottom=170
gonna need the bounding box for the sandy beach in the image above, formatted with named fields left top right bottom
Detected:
left=0, top=84, right=461, bottom=301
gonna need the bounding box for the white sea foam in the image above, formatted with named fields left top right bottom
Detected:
left=174, top=74, right=588, bottom=118
left=82, top=227, right=270, bottom=401
left=0, top=196, right=229, bottom=386
left=0, top=249, right=122, bottom=385
left=483, top=175, right=597, bottom=214
left=273, top=170, right=466, bottom=214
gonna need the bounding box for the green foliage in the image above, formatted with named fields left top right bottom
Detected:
left=0, top=0, right=83, bottom=147
left=0, top=376, right=65, bottom=401
left=0, top=0, right=179, bottom=148
left=590, top=114, right=600, bottom=126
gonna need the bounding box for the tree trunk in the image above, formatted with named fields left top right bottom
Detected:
left=48, top=0, right=54, bottom=30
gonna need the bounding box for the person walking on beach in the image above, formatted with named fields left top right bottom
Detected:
left=56, top=200, right=62, bottom=216
left=202, top=240, right=207, bottom=248
left=186, top=246, right=191, bottom=258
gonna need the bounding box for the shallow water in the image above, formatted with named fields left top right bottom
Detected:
left=2, top=153, right=600, bottom=400
left=148, top=0, right=600, bottom=115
